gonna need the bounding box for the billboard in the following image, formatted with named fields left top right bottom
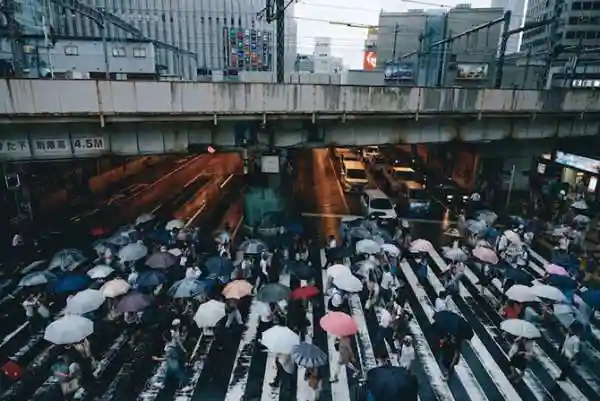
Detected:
left=384, top=61, right=414, bottom=80
left=456, top=63, right=488, bottom=80
left=223, top=27, right=273, bottom=71
left=363, top=51, right=377, bottom=70
left=555, top=151, right=600, bottom=174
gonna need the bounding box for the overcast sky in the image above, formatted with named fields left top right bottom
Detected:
left=293, top=0, right=492, bottom=68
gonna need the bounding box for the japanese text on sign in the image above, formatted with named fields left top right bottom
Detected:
left=33, top=137, right=105, bottom=152
left=0, top=140, right=29, bottom=153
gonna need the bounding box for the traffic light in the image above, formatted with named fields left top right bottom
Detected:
left=4, top=173, right=20, bottom=189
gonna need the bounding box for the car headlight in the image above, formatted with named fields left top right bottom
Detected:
left=462, top=195, right=468, bottom=200
left=447, top=195, right=454, bottom=200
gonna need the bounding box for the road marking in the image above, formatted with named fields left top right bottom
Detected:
left=296, top=279, right=315, bottom=401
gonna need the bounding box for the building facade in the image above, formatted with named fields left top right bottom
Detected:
left=491, top=0, right=526, bottom=53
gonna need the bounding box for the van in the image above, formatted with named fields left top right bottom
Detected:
left=342, top=160, right=368, bottom=192
left=384, top=166, right=421, bottom=193
left=400, top=181, right=430, bottom=215
left=361, top=189, right=397, bottom=219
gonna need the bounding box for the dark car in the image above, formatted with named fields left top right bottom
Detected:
left=433, top=179, right=469, bottom=210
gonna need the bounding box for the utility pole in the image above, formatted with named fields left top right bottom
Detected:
left=264, top=0, right=286, bottom=84
left=391, top=23, right=399, bottom=61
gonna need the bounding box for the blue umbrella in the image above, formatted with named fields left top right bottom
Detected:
left=432, top=310, right=474, bottom=340
left=239, top=239, right=268, bottom=255
left=168, top=279, right=209, bottom=298
left=580, top=290, right=600, bottom=309
left=49, top=249, right=86, bottom=272
left=204, top=256, right=234, bottom=281
left=547, top=274, right=578, bottom=291
left=136, top=270, right=167, bottom=288
left=51, top=274, right=91, bottom=294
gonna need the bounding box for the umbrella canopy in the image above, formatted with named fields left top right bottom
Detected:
left=239, top=239, right=268, bottom=255
left=553, top=304, right=581, bottom=328
left=547, top=274, right=578, bottom=290
left=44, top=315, right=94, bottom=345
left=168, top=279, right=209, bottom=298
left=571, top=200, right=588, bottom=210
left=86, top=265, right=114, bottom=279
left=204, top=256, right=234, bottom=280
left=320, top=312, right=358, bottom=336
left=505, top=285, right=539, bottom=303
left=500, top=319, right=541, bottom=339
left=546, top=264, right=569, bottom=277
left=19, top=271, right=56, bottom=287
left=381, top=243, right=400, bottom=257
left=531, top=284, right=567, bottom=302
left=52, top=275, right=91, bottom=294
left=146, top=251, right=178, bottom=269
left=332, top=274, right=363, bottom=293
left=65, top=289, right=106, bottom=315
left=432, top=310, right=474, bottom=340
left=193, top=300, right=226, bottom=328
left=135, top=213, right=155, bottom=226
left=291, top=285, right=319, bottom=300
left=327, top=246, right=354, bottom=260
left=168, top=248, right=183, bottom=257
left=116, top=292, right=152, bottom=313
left=476, top=210, right=498, bottom=225
left=351, top=260, right=377, bottom=278
left=356, top=239, right=381, bottom=255
left=92, top=241, right=118, bottom=258
left=136, top=270, right=168, bottom=288
left=288, top=261, right=314, bottom=280
left=580, top=289, right=600, bottom=309
left=573, top=214, right=590, bottom=225
left=118, top=243, right=148, bottom=262
left=472, top=247, right=499, bottom=265
left=367, top=366, right=419, bottom=401
left=257, top=283, right=291, bottom=303
left=347, top=226, right=371, bottom=240
left=20, top=259, right=47, bottom=275
left=101, top=278, right=131, bottom=298
left=49, top=249, right=86, bottom=272
left=409, top=239, right=433, bottom=253
left=465, top=220, right=487, bottom=234
left=261, top=326, right=300, bottom=354
left=292, top=343, right=328, bottom=368
left=503, top=230, right=521, bottom=244
left=165, top=219, right=185, bottom=231
left=327, top=264, right=351, bottom=279
left=503, top=267, right=534, bottom=285
left=222, top=280, right=253, bottom=299
left=443, top=246, right=468, bottom=262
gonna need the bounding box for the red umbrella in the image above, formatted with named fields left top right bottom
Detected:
left=291, top=285, right=319, bottom=300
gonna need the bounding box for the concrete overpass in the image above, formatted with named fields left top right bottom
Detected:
left=1, top=79, right=600, bottom=160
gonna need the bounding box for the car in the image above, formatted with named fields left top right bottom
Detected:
left=382, top=166, right=423, bottom=193
left=342, top=160, right=369, bottom=192
left=361, top=189, right=398, bottom=219
left=362, top=146, right=380, bottom=162
left=434, top=179, right=469, bottom=210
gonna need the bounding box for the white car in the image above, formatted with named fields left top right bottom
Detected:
left=361, top=189, right=397, bottom=219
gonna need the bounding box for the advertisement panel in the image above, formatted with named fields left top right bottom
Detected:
left=363, top=51, right=377, bottom=70
left=222, top=27, right=272, bottom=71
left=555, top=151, right=600, bottom=174
left=456, top=63, right=488, bottom=80
left=384, top=61, right=414, bottom=80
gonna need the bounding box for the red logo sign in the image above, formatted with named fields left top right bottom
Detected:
left=363, top=51, right=377, bottom=70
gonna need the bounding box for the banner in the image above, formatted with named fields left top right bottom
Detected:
left=456, top=63, right=488, bottom=80
left=384, top=61, right=414, bottom=80
left=363, top=51, right=377, bottom=70
left=555, top=151, right=600, bottom=174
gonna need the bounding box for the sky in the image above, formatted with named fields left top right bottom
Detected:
left=292, top=0, right=492, bottom=69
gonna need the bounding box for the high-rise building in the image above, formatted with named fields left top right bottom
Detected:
left=491, top=0, right=526, bottom=54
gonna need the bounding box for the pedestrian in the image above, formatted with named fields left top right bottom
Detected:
left=380, top=264, right=395, bottom=304
left=414, top=253, right=429, bottom=287
left=508, top=337, right=532, bottom=382
left=399, top=336, right=415, bottom=372
left=557, top=329, right=581, bottom=381
left=270, top=352, right=295, bottom=388
left=365, top=271, right=380, bottom=311
left=330, top=336, right=361, bottom=382
left=434, top=291, right=448, bottom=312
left=328, top=289, right=346, bottom=312
left=225, top=299, right=243, bottom=328
left=376, top=304, right=396, bottom=354
left=152, top=332, right=193, bottom=391
left=305, top=367, right=323, bottom=401
left=256, top=253, right=269, bottom=291
left=438, top=336, right=461, bottom=380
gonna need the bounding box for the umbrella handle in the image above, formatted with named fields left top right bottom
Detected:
left=189, top=333, right=204, bottom=361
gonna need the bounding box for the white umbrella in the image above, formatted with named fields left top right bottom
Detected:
left=505, top=285, right=539, bottom=303
left=65, top=289, right=106, bottom=315
left=168, top=248, right=183, bottom=257
left=476, top=210, right=497, bottom=225
left=500, top=319, right=541, bottom=339
left=531, top=284, right=567, bottom=303
left=44, top=315, right=94, bottom=345
left=409, top=239, right=433, bottom=253
left=118, top=242, right=148, bottom=262
left=381, top=243, right=400, bottom=257
left=503, top=230, right=521, bottom=244
left=19, top=271, right=56, bottom=287
left=571, top=200, right=588, bottom=210
left=553, top=304, right=579, bottom=328
left=327, top=264, right=351, bottom=279
left=86, top=265, right=114, bottom=279
left=442, top=241, right=468, bottom=262
left=573, top=214, right=590, bottom=225
left=356, top=239, right=381, bottom=255
left=193, top=300, right=226, bottom=328
left=20, top=260, right=47, bottom=275
left=352, top=260, right=377, bottom=278
left=135, top=213, right=155, bottom=226
left=332, top=274, right=363, bottom=293
left=101, top=278, right=131, bottom=298
left=466, top=220, right=487, bottom=234
left=165, top=219, right=185, bottom=231
left=261, top=326, right=300, bottom=354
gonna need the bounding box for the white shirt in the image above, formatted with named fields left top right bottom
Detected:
left=331, top=292, right=343, bottom=307
left=378, top=309, right=392, bottom=328
left=380, top=271, right=395, bottom=291
left=435, top=297, right=448, bottom=312
left=22, top=298, right=37, bottom=317
left=562, top=334, right=580, bottom=361
left=259, top=303, right=272, bottom=323
left=328, top=239, right=337, bottom=249
left=399, top=344, right=415, bottom=369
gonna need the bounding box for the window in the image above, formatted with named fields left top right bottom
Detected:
left=572, top=1, right=581, bottom=9
left=112, top=47, right=126, bottom=57
left=370, top=198, right=393, bottom=210
left=64, top=45, right=78, bottom=56
left=133, top=47, right=146, bottom=58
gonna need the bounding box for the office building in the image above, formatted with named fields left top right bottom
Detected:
left=491, top=0, right=526, bottom=53
left=313, top=37, right=332, bottom=74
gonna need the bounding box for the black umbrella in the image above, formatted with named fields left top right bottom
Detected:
left=432, top=310, right=474, bottom=340
left=502, top=266, right=534, bottom=285
left=327, top=246, right=353, bottom=261
left=204, top=256, right=234, bottom=281
left=367, top=366, right=418, bottom=401
left=547, top=274, right=578, bottom=290
left=288, top=261, right=314, bottom=280
left=257, top=283, right=291, bottom=303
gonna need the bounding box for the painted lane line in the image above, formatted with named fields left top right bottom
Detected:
left=428, top=249, right=524, bottom=401
left=401, top=261, right=485, bottom=401
left=297, top=279, right=316, bottom=401
left=173, top=332, right=216, bottom=401
left=0, top=321, right=29, bottom=349
left=321, top=269, right=351, bottom=401
left=347, top=294, right=378, bottom=372
left=137, top=361, right=168, bottom=400
left=261, top=273, right=292, bottom=401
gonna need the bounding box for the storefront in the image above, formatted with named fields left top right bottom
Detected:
left=553, top=150, right=600, bottom=194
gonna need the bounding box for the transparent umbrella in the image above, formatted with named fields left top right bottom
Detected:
left=44, top=315, right=94, bottom=345
left=118, top=243, right=148, bottom=262
left=19, top=271, right=56, bottom=287
left=65, top=289, right=106, bottom=315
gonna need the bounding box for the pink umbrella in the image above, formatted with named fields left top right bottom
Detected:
left=546, top=264, right=569, bottom=277
left=320, top=312, right=358, bottom=337
left=409, top=239, right=433, bottom=253
left=472, top=247, right=499, bottom=265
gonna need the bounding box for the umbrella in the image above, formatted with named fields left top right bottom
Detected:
left=500, top=319, right=541, bottom=339
left=579, top=289, right=600, bottom=309
left=347, top=226, right=371, bottom=239
left=222, top=280, right=253, bottom=299
left=135, top=213, right=155, bottom=226
left=573, top=214, right=590, bottom=225
left=101, top=278, right=131, bottom=298
left=116, top=292, right=152, bottom=313
left=531, top=284, right=567, bottom=302
left=65, top=289, right=106, bottom=314
left=20, top=260, right=47, bottom=275
left=351, top=260, right=377, bottom=278
left=503, top=230, right=521, bottom=244
left=342, top=216, right=363, bottom=225
left=571, top=200, right=588, bottom=210
left=432, top=310, right=474, bottom=340
left=118, top=243, right=148, bottom=262
left=291, top=285, right=319, bottom=300
left=381, top=243, right=400, bottom=257
left=92, top=241, right=118, bottom=257
left=86, top=265, right=114, bottom=279
left=44, top=315, right=94, bottom=345
left=547, top=274, right=577, bottom=290
left=356, top=239, right=381, bottom=255
left=327, top=246, right=353, bottom=260
left=320, top=311, right=358, bottom=336
left=168, top=279, right=209, bottom=298
left=292, top=343, right=328, bottom=368
left=146, top=251, right=178, bottom=269
left=505, top=285, right=539, bottom=303
left=261, top=326, right=300, bottom=354
left=136, top=270, right=168, bottom=288
left=409, top=239, right=432, bottom=253
left=168, top=248, right=183, bottom=257
left=553, top=304, right=580, bottom=328
left=193, top=300, right=226, bottom=328
left=332, top=274, right=363, bottom=293
left=442, top=242, right=467, bottom=262
left=367, top=366, right=419, bottom=401
left=472, top=247, right=499, bottom=265
left=204, top=256, right=234, bottom=280
left=443, top=228, right=462, bottom=238
left=465, top=220, right=487, bottom=234
left=288, top=261, right=314, bottom=280
left=476, top=210, right=498, bottom=225
left=165, top=219, right=185, bottom=231
left=509, top=215, right=526, bottom=226
left=52, top=275, right=91, bottom=294
left=327, top=264, right=351, bottom=278
left=546, top=264, right=569, bottom=277
left=19, top=271, right=56, bottom=287
left=503, top=267, right=534, bottom=285
left=49, top=249, right=86, bottom=272
left=239, top=239, right=268, bottom=255
left=257, top=283, right=291, bottom=303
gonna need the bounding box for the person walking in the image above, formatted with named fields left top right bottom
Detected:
left=557, top=330, right=581, bottom=381
left=330, top=336, right=361, bottom=382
